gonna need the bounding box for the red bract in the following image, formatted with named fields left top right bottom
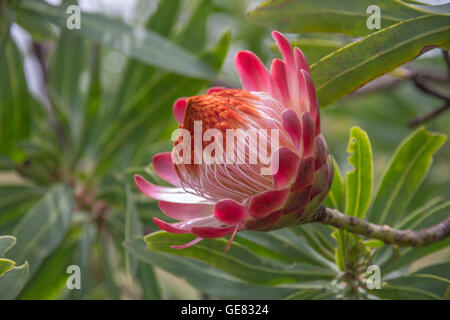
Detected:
left=135, top=31, right=333, bottom=250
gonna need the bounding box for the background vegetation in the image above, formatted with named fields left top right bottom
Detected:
left=0, top=0, right=449, bottom=299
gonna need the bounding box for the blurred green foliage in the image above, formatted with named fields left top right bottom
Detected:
left=0, top=0, right=448, bottom=299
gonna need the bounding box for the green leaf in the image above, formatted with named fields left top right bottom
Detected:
left=0, top=186, right=43, bottom=234
left=408, top=263, right=450, bottom=299
left=288, top=38, right=345, bottom=64
left=125, top=239, right=301, bottom=299
left=373, top=281, right=443, bottom=299
left=323, top=159, right=346, bottom=270
left=13, top=0, right=215, bottom=79
left=0, top=262, right=29, bottom=300
left=146, top=0, right=181, bottom=35
left=7, top=185, right=74, bottom=276
left=68, top=223, right=96, bottom=300
left=0, top=235, right=29, bottom=299
left=324, top=158, right=345, bottom=212
left=399, top=1, right=450, bottom=16
left=367, top=128, right=447, bottom=225
left=48, top=30, right=91, bottom=151
left=0, top=26, right=31, bottom=159
left=0, top=235, right=16, bottom=256
left=285, top=289, right=336, bottom=300
left=125, top=185, right=142, bottom=279
left=237, top=229, right=337, bottom=270
left=125, top=185, right=161, bottom=298
left=137, top=262, right=162, bottom=300
left=73, top=44, right=101, bottom=166
left=99, top=232, right=121, bottom=300
left=13, top=9, right=56, bottom=41
left=310, top=15, right=450, bottom=107
left=331, top=230, right=345, bottom=271
left=107, top=0, right=182, bottom=128
left=396, top=198, right=449, bottom=230
left=345, top=127, right=373, bottom=219
left=0, top=258, right=15, bottom=276
left=144, top=231, right=335, bottom=286
left=176, top=0, right=213, bottom=52
left=363, top=239, right=384, bottom=248
left=249, top=0, right=422, bottom=37
left=289, top=225, right=336, bottom=263
left=12, top=134, right=62, bottom=186
left=18, top=232, right=78, bottom=300
left=381, top=237, right=450, bottom=275
left=374, top=263, right=450, bottom=300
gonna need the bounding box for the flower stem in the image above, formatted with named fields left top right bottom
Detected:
left=315, top=207, right=450, bottom=246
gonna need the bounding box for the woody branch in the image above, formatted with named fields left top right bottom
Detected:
left=314, top=206, right=450, bottom=246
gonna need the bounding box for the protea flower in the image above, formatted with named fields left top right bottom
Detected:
left=135, top=31, right=333, bottom=250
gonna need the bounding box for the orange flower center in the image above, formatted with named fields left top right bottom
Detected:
left=179, top=89, right=259, bottom=140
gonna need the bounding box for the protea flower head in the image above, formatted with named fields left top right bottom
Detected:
left=135, top=31, right=333, bottom=250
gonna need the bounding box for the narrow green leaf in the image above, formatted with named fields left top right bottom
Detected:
left=285, top=289, right=336, bottom=300
left=288, top=38, right=345, bottom=64
left=238, top=229, right=337, bottom=270
left=340, top=127, right=373, bottom=268
left=13, top=0, right=215, bottom=79
left=408, top=202, right=450, bottom=232
left=125, top=185, right=142, bottom=279
left=310, top=15, right=450, bottom=107
left=372, top=283, right=442, bottom=299
left=0, top=234, right=29, bottom=299
left=234, top=233, right=299, bottom=264
left=373, top=246, right=394, bottom=267
left=99, top=232, right=121, bottom=300
left=108, top=0, right=182, bottom=127
left=0, top=258, right=15, bottom=276
left=345, top=127, right=373, bottom=219
left=324, top=158, right=345, bottom=212
left=69, top=223, right=96, bottom=300
left=48, top=30, right=90, bottom=150
left=399, top=1, right=450, bottom=16
left=13, top=9, right=56, bottom=41
left=374, top=263, right=450, bottom=300
left=144, top=232, right=335, bottom=286
left=0, top=187, right=43, bottom=235
left=382, top=237, right=450, bottom=275
left=323, top=159, right=346, bottom=270
left=249, top=0, right=422, bottom=37
left=176, top=0, right=213, bottom=52
left=125, top=239, right=301, bottom=299
left=0, top=235, right=16, bottom=256
left=7, top=185, right=74, bottom=276
left=0, top=27, right=31, bottom=159
left=331, top=231, right=345, bottom=271
left=367, top=127, right=446, bottom=225
left=0, top=262, right=29, bottom=300
left=137, top=262, right=161, bottom=300
left=396, top=198, right=449, bottom=230
left=73, top=44, right=101, bottom=165
left=289, top=225, right=336, bottom=262
left=18, top=232, right=78, bottom=300
left=363, top=239, right=384, bottom=248
left=146, top=0, right=181, bottom=35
